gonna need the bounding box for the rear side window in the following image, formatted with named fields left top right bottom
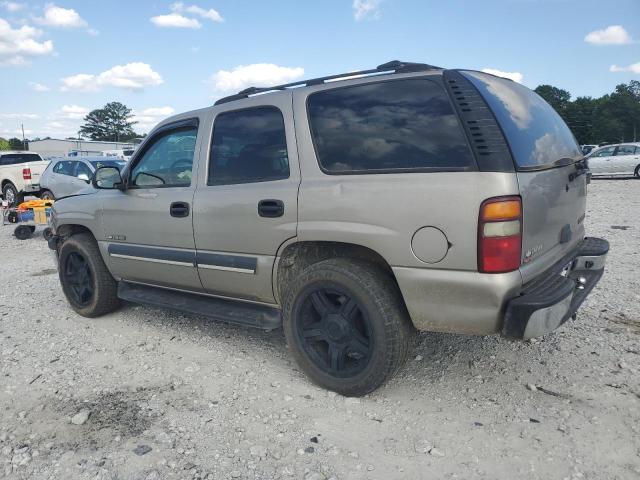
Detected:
left=461, top=71, right=582, bottom=170
left=209, top=107, right=290, bottom=185
left=307, top=78, right=474, bottom=174
left=0, top=153, right=42, bottom=165
left=615, top=145, right=637, bottom=156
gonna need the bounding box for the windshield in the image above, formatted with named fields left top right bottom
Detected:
left=90, top=160, right=126, bottom=170
left=461, top=71, right=582, bottom=170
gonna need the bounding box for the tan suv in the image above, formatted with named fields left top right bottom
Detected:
left=48, top=61, right=608, bottom=396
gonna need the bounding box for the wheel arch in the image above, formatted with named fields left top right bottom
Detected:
left=274, top=240, right=401, bottom=305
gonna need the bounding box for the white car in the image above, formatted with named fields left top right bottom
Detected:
left=39, top=157, right=126, bottom=200
left=100, top=149, right=135, bottom=161
left=586, top=143, right=640, bottom=177
left=0, top=151, right=50, bottom=206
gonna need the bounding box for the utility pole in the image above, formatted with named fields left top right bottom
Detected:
left=21, top=124, right=26, bottom=150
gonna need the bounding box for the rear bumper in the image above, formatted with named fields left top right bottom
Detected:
left=502, top=237, right=608, bottom=339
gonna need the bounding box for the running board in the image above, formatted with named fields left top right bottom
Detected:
left=117, top=282, right=282, bottom=330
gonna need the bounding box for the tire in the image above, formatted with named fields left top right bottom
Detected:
left=40, top=190, right=55, bottom=200
left=283, top=258, right=414, bottom=396
left=634, top=165, right=640, bottom=178
left=2, top=183, right=23, bottom=207
left=14, top=225, right=32, bottom=240
left=58, top=232, right=120, bottom=317
left=43, top=227, right=54, bottom=241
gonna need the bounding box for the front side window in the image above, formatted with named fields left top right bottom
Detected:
left=131, top=126, right=198, bottom=187
left=53, top=161, right=75, bottom=176
left=209, top=107, right=290, bottom=185
left=307, top=78, right=474, bottom=174
left=592, top=146, right=615, bottom=158
left=615, top=145, right=637, bottom=156
left=76, top=162, right=93, bottom=180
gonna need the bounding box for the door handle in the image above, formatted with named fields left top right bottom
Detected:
left=258, top=199, right=284, bottom=218
left=170, top=201, right=190, bottom=218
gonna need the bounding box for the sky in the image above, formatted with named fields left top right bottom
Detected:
left=0, top=0, right=638, bottom=140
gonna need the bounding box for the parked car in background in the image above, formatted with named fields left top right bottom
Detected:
left=586, top=143, right=640, bottom=177
left=100, top=149, right=135, bottom=161
left=0, top=151, right=50, bottom=206
left=40, top=157, right=126, bottom=200
left=48, top=61, right=608, bottom=396
left=581, top=144, right=598, bottom=155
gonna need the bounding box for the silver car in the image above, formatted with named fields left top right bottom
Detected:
left=586, top=143, right=640, bottom=177
left=47, top=61, right=609, bottom=396
left=40, top=157, right=126, bottom=199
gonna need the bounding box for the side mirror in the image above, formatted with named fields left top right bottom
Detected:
left=78, top=173, right=90, bottom=183
left=93, top=166, right=124, bottom=190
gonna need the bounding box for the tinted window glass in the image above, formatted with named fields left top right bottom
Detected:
left=0, top=153, right=42, bottom=165
left=76, top=162, right=92, bottom=179
left=131, top=126, right=197, bottom=187
left=462, top=71, right=582, bottom=170
left=53, top=160, right=75, bottom=176
left=307, top=79, right=473, bottom=173
left=615, top=145, right=637, bottom=156
left=209, top=107, right=289, bottom=185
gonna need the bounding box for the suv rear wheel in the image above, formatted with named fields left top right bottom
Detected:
left=283, top=258, right=413, bottom=396
left=58, top=233, right=120, bottom=317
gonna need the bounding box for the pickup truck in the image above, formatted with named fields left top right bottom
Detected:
left=0, top=151, right=50, bottom=206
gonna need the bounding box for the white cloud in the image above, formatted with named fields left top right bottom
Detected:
left=60, top=104, right=89, bottom=119
left=150, top=13, right=201, bottom=29
left=60, top=62, right=164, bottom=92
left=211, top=63, right=304, bottom=92
left=0, top=18, right=54, bottom=66
left=133, top=106, right=175, bottom=132
left=0, top=112, right=39, bottom=119
left=353, top=0, right=381, bottom=21
left=610, top=62, right=640, bottom=74
left=172, top=2, right=223, bottom=22
left=1, top=1, right=25, bottom=12
left=481, top=68, right=524, bottom=83
left=29, top=81, right=50, bottom=91
left=37, top=4, right=88, bottom=28
left=584, top=25, right=632, bottom=45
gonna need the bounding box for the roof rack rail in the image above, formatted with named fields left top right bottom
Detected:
left=214, top=60, right=442, bottom=105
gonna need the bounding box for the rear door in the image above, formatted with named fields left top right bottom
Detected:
left=612, top=145, right=639, bottom=174
left=462, top=71, right=587, bottom=282
left=192, top=95, right=299, bottom=304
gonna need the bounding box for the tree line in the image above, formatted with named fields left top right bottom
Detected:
left=1, top=81, right=639, bottom=150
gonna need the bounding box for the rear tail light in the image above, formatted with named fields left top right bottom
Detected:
left=478, top=196, right=522, bottom=273
left=22, top=168, right=32, bottom=181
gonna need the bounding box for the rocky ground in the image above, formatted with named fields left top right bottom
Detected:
left=1, top=179, right=639, bottom=480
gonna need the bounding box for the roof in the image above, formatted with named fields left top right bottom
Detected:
left=28, top=138, right=134, bottom=145
left=0, top=150, right=35, bottom=155
left=214, top=60, right=442, bottom=106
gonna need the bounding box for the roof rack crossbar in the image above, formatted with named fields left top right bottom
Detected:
left=214, top=60, right=442, bottom=105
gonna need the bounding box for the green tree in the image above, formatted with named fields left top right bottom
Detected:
left=534, top=85, right=572, bottom=115
left=0, top=138, right=9, bottom=151
left=79, top=102, right=138, bottom=141
left=8, top=137, right=25, bottom=150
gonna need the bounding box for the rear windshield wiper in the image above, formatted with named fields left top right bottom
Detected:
left=569, top=157, right=589, bottom=182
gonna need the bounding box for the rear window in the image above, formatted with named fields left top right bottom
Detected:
left=461, top=71, right=582, bottom=170
left=0, top=153, right=43, bottom=165
left=307, top=78, right=474, bottom=174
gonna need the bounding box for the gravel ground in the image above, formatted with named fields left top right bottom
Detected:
left=1, top=179, right=639, bottom=480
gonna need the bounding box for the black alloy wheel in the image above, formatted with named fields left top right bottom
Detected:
left=63, top=252, right=95, bottom=307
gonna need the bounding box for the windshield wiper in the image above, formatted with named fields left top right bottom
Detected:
left=568, top=157, right=589, bottom=182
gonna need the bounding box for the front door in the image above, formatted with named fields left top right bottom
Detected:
left=587, top=146, right=615, bottom=174
left=192, top=97, right=299, bottom=304
left=100, top=118, right=203, bottom=291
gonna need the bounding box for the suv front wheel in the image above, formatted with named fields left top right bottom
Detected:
left=283, top=258, right=414, bottom=397
left=58, top=233, right=120, bottom=317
